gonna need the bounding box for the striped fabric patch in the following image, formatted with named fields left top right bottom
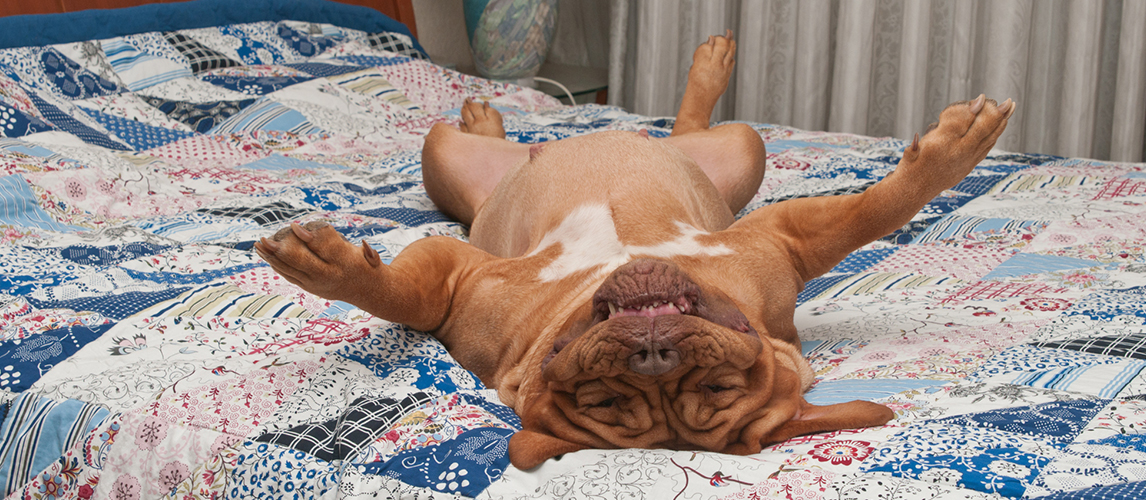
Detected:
left=0, top=174, right=85, bottom=233
left=0, top=393, right=109, bottom=494
left=911, top=214, right=1043, bottom=244
left=973, top=345, right=1146, bottom=398
left=326, top=69, right=419, bottom=110
left=143, top=282, right=313, bottom=318
left=987, top=173, right=1094, bottom=194
left=100, top=38, right=192, bottom=91
left=806, top=272, right=961, bottom=302
left=207, top=99, right=322, bottom=135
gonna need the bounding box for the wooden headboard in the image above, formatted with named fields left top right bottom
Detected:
left=0, top=0, right=417, bottom=38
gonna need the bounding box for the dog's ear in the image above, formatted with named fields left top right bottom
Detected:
left=759, top=399, right=894, bottom=446
left=508, top=430, right=589, bottom=470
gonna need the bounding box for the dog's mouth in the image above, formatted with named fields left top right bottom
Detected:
left=543, top=258, right=760, bottom=379
left=589, top=258, right=700, bottom=323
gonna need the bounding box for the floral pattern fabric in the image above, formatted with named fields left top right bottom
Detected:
left=0, top=14, right=1143, bottom=500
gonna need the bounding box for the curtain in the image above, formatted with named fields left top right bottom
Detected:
left=609, top=0, right=1146, bottom=162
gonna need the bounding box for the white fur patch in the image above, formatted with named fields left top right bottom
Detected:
left=530, top=204, right=732, bottom=282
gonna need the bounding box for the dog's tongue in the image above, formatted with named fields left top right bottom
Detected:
left=610, top=302, right=682, bottom=319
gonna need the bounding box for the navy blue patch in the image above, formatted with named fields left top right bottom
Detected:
left=354, top=207, right=451, bottom=227
left=0, top=323, right=115, bottom=392
left=25, top=287, right=191, bottom=320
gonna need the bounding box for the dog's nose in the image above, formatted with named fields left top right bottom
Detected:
left=629, top=338, right=680, bottom=376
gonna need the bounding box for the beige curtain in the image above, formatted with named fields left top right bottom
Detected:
left=610, top=0, right=1146, bottom=162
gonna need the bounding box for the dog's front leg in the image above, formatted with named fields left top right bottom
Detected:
left=735, top=96, right=1014, bottom=281
left=255, top=222, right=492, bottom=331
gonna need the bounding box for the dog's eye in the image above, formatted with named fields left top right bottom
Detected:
left=704, top=385, right=731, bottom=394
left=589, top=397, right=617, bottom=408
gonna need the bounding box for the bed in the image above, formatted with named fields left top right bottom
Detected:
left=0, top=1, right=1143, bottom=498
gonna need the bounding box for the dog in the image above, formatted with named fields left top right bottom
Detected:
left=255, top=32, right=1014, bottom=470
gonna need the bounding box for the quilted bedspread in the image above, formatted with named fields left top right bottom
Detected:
left=0, top=12, right=1145, bottom=500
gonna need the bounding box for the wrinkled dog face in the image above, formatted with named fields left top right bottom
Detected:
left=536, top=259, right=782, bottom=451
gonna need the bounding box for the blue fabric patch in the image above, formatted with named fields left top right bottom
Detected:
left=207, top=99, right=321, bottom=135
left=361, top=427, right=514, bottom=497
left=336, top=224, right=398, bottom=241
left=26, top=93, right=129, bottom=150
left=0, top=101, right=54, bottom=138
left=344, top=354, right=481, bottom=394
left=927, top=399, right=1104, bottom=443
left=829, top=247, right=899, bottom=274
left=78, top=107, right=195, bottom=151
left=296, top=182, right=418, bottom=211
left=0, top=392, right=109, bottom=491
left=239, top=154, right=344, bottom=171
left=0, top=323, right=114, bottom=392
left=122, top=263, right=264, bottom=285
left=276, top=24, right=339, bottom=57
left=805, top=379, right=945, bottom=405
left=319, top=301, right=355, bottom=319
left=951, top=173, right=1010, bottom=196
left=200, top=75, right=315, bottom=96
left=228, top=441, right=339, bottom=498
left=866, top=447, right=1049, bottom=499
left=983, top=253, right=1099, bottom=279
left=764, top=139, right=848, bottom=153
left=1035, top=481, right=1146, bottom=500
left=912, top=215, right=1042, bottom=245
left=1065, top=286, right=1146, bottom=323
left=334, top=54, right=413, bottom=68
left=41, top=242, right=169, bottom=266
left=1088, top=433, right=1146, bottom=452
left=283, top=62, right=371, bottom=78
left=25, top=287, right=191, bottom=320
left=921, top=193, right=978, bottom=217
left=0, top=274, right=69, bottom=296
left=0, top=174, right=87, bottom=233
left=354, top=207, right=451, bottom=227
left=880, top=216, right=942, bottom=245
left=796, top=273, right=853, bottom=305
left=39, top=49, right=122, bottom=99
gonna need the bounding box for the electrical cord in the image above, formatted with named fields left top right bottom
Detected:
left=531, top=76, right=591, bottom=124
left=532, top=76, right=576, bottom=104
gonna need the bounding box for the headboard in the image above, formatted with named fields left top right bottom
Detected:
left=0, top=0, right=417, bottom=38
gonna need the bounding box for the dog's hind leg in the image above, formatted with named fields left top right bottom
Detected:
left=661, top=30, right=766, bottom=214
left=422, top=100, right=530, bottom=225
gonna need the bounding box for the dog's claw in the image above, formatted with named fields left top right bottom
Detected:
left=258, top=237, right=280, bottom=253
left=910, top=133, right=920, bottom=153
left=969, top=94, right=986, bottom=114
left=290, top=223, right=314, bottom=243
left=997, top=98, right=1014, bottom=117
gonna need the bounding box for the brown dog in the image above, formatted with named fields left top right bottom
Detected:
left=255, top=32, right=1014, bottom=470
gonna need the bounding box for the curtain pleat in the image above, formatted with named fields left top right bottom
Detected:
left=611, top=0, right=1146, bottom=162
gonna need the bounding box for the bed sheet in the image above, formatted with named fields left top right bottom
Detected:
left=0, top=16, right=1145, bottom=500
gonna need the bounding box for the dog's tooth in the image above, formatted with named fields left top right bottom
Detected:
left=608, top=302, right=618, bottom=316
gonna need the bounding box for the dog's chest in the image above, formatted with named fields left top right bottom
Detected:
left=527, top=204, right=734, bottom=282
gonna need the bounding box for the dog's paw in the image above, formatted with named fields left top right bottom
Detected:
left=255, top=221, right=382, bottom=302
left=459, top=98, right=505, bottom=138
left=899, top=95, right=1014, bottom=192
left=689, top=29, right=736, bottom=99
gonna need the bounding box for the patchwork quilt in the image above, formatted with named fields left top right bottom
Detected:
left=0, top=11, right=1144, bottom=500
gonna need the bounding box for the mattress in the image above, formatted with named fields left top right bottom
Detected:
left=0, top=3, right=1145, bottom=499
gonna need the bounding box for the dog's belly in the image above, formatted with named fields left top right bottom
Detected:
left=470, top=131, right=735, bottom=259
